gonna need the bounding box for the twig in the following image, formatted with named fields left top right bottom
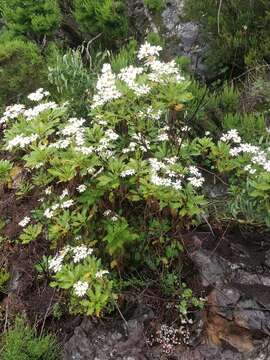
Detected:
left=39, top=289, right=55, bottom=337
left=3, top=302, right=8, bottom=333
left=217, top=0, right=223, bottom=35
left=114, top=300, right=129, bottom=336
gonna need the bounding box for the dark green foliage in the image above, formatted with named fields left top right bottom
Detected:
left=1, top=318, right=58, bottom=360
left=0, top=0, right=62, bottom=39
left=73, top=0, right=128, bottom=46
left=184, top=0, right=270, bottom=76
left=0, top=38, right=46, bottom=105
left=144, top=0, right=165, bottom=12
left=110, top=39, right=138, bottom=72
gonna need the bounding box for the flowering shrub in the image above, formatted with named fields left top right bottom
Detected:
left=1, top=42, right=270, bottom=315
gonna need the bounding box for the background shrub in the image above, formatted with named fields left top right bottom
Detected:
left=1, top=317, right=58, bottom=360
left=73, top=0, right=128, bottom=46
left=0, top=0, right=62, bottom=40
left=0, top=38, right=46, bottom=106
left=184, top=0, right=270, bottom=76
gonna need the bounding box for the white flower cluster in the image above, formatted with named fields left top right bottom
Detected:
left=0, top=104, right=25, bottom=125
left=7, top=133, right=39, bottom=150
left=138, top=106, right=162, bottom=121
left=149, top=60, right=184, bottom=84
left=28, top=88, right=50, bottom=102
left=221, top=129, right=270, bottom=174
left=48, top=246, right=71, bottom=273
left=92, top=64, right=121, bottom=108
left=220, top=129, right=241, bottom=143
left=118, top=65, right=151, bottom=96
left=157, top=127, right=169, bottom=142
left=188, top=166, right=205, bottom=188
left=149, top=158, right=183, bottom=190
left=122, top=132, right=150, bottom=154
left=96, top=269, right=109, bottom=278
left=48, top=244, right=94, bottom=273
left=94, top=129, right=119, bottom=158
left=77, top=184, right=87, bottom=193
left=149, top=159, right=205, bottom=190
left=73, top=245, right=93, bottom=263
left=44, top=191, right=74, bottom=218
left=137, top=42, right=162, bottom=63
left=120, top=169, right=136, bottom=177
left=18, top=216, right=30, bottom=227
left=24, top=102, right=58, bottom=120
left=73, top=281, right=89, bottom=297
left=48, top=117, right=86, bottom=150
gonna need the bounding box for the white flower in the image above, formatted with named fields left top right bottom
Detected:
left=73, top=245, right=93, bottom=263
left=138, top=42, right=162, bottom=62
left=111, top=216, right=118, bottom=222
left=220, top=129, right=241, bottom=143
left=44, top=208, right=54, bottom=219
left=118, top=66, right=144, bottom=88
left=45, top=187, right=52, bottom=195
left=28, top=88, right=50, bottom=102
left=51, top=203, right=60, bottom=211
left=189, top=166, right=201, bottom=177
left=73, top=281, right=89, bottom=297
left=103, top=210, right=112, bottom=216
left=188, top=176, right=205, bottom=188
left=77, top=184, right=87, bottom=193
left=60, top=189, right=69, bottom=199
left=75, top=146, right=94, bottom=155
left=18, top=216, right=30, bottom=227
left=120, top=169, right=136, bottom=177
left=96, top=270, right=109, bottom=279
left=244, top=164, right=256, bottom=174
left=2, top=104, right=25, bottom=122
left=62, top=117, right=86, bottom=136
left=48, top=246, right=70, bottom=273
left=24, top=102, right=57, bottom=120
left=61, top=199, right=74, bottom=209
left=49, top=139, right=70, bottom=149
left=157, top=133, right=169, bottom=141
left=92, top=64, right=121, bottom=108
left=7, top=133, right=39, bottom=150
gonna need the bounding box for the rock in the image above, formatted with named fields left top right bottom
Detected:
left=188, top=232, right=270, bottom=357
left=62, top=307, right=154, bottom=360
left=126, top=0, right=206, bottom=76
left=190, top=248, right=231, bottom=286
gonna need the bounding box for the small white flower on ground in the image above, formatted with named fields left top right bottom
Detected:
left=77, top=184, right=87, bottom=193
left=44, top=208, right=54, bottom=219
left=73, top=281, right=89, bottom=297
left=61, top=200, right=74, bottom=209
left=45, top=187, right=52, bottom=195
left=60, top=188, right=69, bottom=199
left=18, top=216, right=30, bottom=227
left=96, top=270, right=109, bottom=279
left=103, top=209, right=112, bottom=216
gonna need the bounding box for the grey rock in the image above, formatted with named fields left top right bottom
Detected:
left=190, top=249, right=230, bottom=286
